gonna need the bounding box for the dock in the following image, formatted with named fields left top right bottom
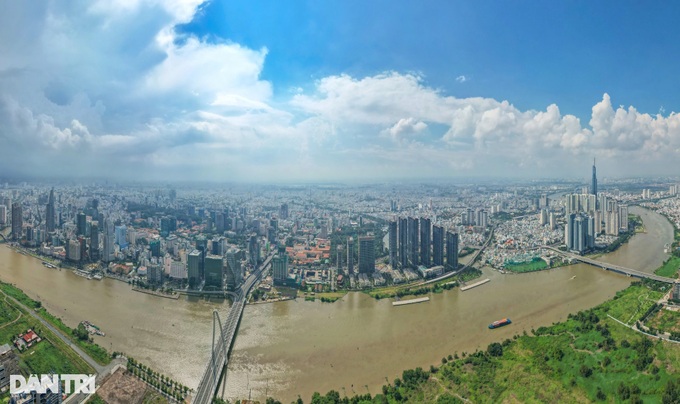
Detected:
left=392, top=297, right=430, bottom=306
left=460, top=278, right=490, bottom=291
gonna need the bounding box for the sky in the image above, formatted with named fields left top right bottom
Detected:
left=2, top=1, right=680, bottom=183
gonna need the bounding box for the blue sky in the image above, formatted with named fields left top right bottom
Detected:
left=179, top=1, right=680, bottom=118
left=2, top=1, right=680, bottom=182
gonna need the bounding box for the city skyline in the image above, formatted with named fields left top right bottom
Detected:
left=4, top=2, right=680, bottom=182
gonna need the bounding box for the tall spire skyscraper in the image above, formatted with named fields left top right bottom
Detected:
left=45, top=188, right=55, bottom=232
left=591, top=158, right=597, bottom=196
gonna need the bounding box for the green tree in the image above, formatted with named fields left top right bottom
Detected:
left=663, top=379, right=680, bottom=404
left=487, top=342, right=503, bottom=357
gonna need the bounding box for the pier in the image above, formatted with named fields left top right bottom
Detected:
left=392, top=297, right=430, bottom=306
left=460, top=278, right=490, bottom=291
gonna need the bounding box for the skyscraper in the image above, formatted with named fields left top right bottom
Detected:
left=103, top=218, right=114, bottom=262
left=248, top=234, right=260, bottom=266
left=279, top=203, right=289, bottom=220
left=77, top=212, right=87, bottom=236
left=226, top=248, right=243, bottom=287
left=204, top=255, right=223, bottom=289
left=591, top=158, right=598, bottom=196
left=11, top=202, right=22, bottom=241
left=347, top=237, right=355, bottom=274
left=272, top=245, right=289, bottom=284
left=388, top=220, right=397, bottom=268
left=149, top=240, right=161, bottom=257
left=89, top=223, right=99, bottom=261
left=446, top=231, right=459, bottom=271
left=398, top=217, right=408, bottom=269
left=419, top=218, right=431, bottom=267
left=114, top=225, right=127, bottom=249
left=188, top=250, right=202, bottom=289
left=407, top=217, right=419, bottom=268
left=358, top=235, right=375, bottom=274
left=46, top=188, right=55, bottom=232
left=432, top=225, right=444, bottom=266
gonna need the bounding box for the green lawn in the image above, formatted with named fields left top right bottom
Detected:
left=654, top=256, right=680, bottom=278
left=36, top=307, right=111, bottom=366
left=21, top=339, right=91, bottom=376
left=504, top=258, right=548, bottom=273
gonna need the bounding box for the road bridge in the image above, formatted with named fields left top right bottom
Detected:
left=543, top=246, right=676, bottom=283
left=193, top=252, right=275, bottom=404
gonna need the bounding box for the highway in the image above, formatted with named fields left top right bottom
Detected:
left=193, top=252, right=275, bottom=404
left=543, top=246, right=677, bottom=283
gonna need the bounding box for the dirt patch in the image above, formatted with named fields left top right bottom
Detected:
left=96, top=368, right=149, bottom=404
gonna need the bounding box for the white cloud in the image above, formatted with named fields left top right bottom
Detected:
left=2, top=3, right=680, bottom=181
left=384, top=118, right=428, bottom=140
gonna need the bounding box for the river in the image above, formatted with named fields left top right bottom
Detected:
left=0, top=206, right=672, bottom=402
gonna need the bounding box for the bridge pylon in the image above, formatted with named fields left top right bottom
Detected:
left=212, top=310, right=228, bottom=390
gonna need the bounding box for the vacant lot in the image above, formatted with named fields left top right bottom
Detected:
left=96, top=368, right=150, bottom=404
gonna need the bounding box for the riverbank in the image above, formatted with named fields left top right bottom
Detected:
left=0, top=281, right=112, bottom=367
left=292, top=282, right=680, bottom=403
left=132, top=287, right=180, bottom=300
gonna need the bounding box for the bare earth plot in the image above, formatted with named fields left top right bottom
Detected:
left=96, top=368, right=150, bottom=404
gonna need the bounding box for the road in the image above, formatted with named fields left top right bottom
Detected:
left=415, top=226, right=495, bottom=287
left=1, top=288, right=126, bottom=403
left=193, top=252, right=275, bottom=404
left=0, top=289, right=120, bottom=374
left=543, top=246, right=677, bottom=284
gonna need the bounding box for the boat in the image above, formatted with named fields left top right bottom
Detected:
left=81, top=321, right=105, bottom=336
left=488, top=318, right=512, bottom=329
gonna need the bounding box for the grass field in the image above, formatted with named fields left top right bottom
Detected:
left=647, top=309, right=680, bottom=334
left=606, top=285, right=663, bottom=325
left=654, top=256, right=680, bottom=278
left=0, top=296, right=93, bottom=378
left=0, top=281, right=111, bottom=366
left=504, top=258, right=548, bottom=273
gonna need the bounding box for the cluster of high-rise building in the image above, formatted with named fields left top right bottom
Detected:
left=563, top=160, right=629, bottom=254
left=460, top=208, right=488, bottom=228
left=389, top=217, right=459, bottom=273
left=0, top=186, right=281, bottom=293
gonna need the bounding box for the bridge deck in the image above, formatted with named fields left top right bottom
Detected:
left=193, top=253, right=274, bottom=404
left=543, top=246, right=676, bottom=284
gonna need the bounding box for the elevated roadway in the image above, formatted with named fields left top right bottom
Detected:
left=543, top=246, right=676, bottom=284
left=193, top=252, right=275, bottom=404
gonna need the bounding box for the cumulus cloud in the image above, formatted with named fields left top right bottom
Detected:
left=384, top=118, right=428, bottom=140
left=2, top=2, right=680, bottom=181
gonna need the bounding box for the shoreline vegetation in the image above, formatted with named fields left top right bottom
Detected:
left=0, top=280, right=191, bottom=403
left=0, top=283, right=94, bottom=402
left=263, top=281, right=680, bottom=404
left=0, top=281, right=111, bottom=366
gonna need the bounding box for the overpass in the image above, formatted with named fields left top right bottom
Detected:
left=542, top=246, right=677, bottom=284
left=193, top=252, right=275, bottom=404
